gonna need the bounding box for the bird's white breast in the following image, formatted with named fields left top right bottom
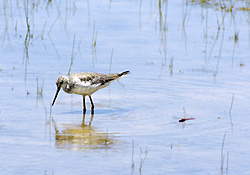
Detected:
left=72, top=82, right=100, bottom=95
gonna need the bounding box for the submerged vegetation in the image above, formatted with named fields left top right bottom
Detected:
left=191, top=0, right=250, bottom=11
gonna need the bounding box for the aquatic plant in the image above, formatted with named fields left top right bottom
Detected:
left=220, top=132, right=229, bottom=174
left=139, top=147, right=149, bottom=175
left=68, top=34, right=76, bottom=76
left=191, top=0, right=250, bottom=12
left=109, top=48, right=114, bottom=74
left=36, top=77, right=44, bottom=96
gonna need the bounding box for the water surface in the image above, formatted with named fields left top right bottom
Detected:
left=0, top=0, right=250, bottom=174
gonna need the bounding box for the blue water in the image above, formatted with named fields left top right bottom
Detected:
left=0, top=0, right=250, bottom=174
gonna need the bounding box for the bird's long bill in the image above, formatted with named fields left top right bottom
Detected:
left=52, top=86, right=61, bottom=106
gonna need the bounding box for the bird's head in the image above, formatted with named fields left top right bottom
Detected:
left=52, top=75, right=68, bottom=106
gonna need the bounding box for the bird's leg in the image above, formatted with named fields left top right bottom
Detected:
left=88, top=95, right=95, bottom=113
left=89, top=113, right=94, bottom=126
left=82, top=113, right=86, bottom=126
left=83, top=95, right=86, bottom=114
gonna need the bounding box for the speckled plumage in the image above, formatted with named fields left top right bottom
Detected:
left=52, top=71, right=129, bottom=113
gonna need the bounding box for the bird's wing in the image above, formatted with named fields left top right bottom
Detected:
left=91, top=75, right=118, bottom=86
left=70, top=72, right=119, bottom=87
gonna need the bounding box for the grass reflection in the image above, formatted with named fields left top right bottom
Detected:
left=53, top=113, right=117, bottom=151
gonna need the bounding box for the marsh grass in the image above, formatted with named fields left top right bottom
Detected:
left=68, top=34, right=76, bottom=76
left=92, top=21, right=98, bottom=48
left=24, top=0, right=31, bottom=48
left=36, top=21, right=47, bottom=49
left=139, top=147, right=149, bottom=175
left=48, top=11, right=60, bottom=35
left=220, top=133, right=230, bottom=174
left=130, top=142, right=149, bottom=175
left=23, top=0, right=36, bottom=82
left=48, top=35, right=60, bottom=58
left=229, top=93, right=234, bottom=115
left=36, top=77, right=45, bottom=96
left=78, top=38, right=82, bottom=56
left=131, top=140, right=135, bottom=174
left=220, top=132, right=227, bottom=171
left=192, top=0, right=243, bottom=75
left=158, top=0, right=168, bottom=66
left=41, top=21, right=47, bottom=41
left=182, top=0, right=188, bottom=54
left=229, top=93, right=234, bottom=130
left=226, top=151, right=229, bottom=172
left=47, top=12, right=61, bottom=58
left=231, top=12, right=239, bottom=65
left=169, top=57, right=173, bottom=75
left=109, top=48, right=114, bottom=74
left=91, top=20, right=98, bottom=62
left=208, top=10, right=226, bottom=77
left=1, top=0, right=11, bottom=46
left=215, top=10, right=226, bottom=75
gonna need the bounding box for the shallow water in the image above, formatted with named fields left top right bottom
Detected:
left=1, top=0, right=250, bottom=174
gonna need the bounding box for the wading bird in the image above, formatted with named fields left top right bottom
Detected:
left=52, top=71, right=129, bottom=113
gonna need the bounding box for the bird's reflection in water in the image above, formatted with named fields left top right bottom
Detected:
left=53, top=113, right=116, bottom=151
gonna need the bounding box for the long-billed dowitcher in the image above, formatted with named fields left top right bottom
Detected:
left=52, top=71, right=129, bottom=113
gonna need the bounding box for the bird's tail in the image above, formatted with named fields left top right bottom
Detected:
left=118, top=71, right=130, bottom=77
